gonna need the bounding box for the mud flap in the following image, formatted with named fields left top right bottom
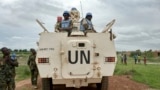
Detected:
left=42, top=78, right=53, bottom=90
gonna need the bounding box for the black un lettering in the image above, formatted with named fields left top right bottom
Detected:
left=68, top=50, right=90, bottom=64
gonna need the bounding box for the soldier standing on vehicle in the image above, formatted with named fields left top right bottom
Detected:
left=58, top=11, right=73, bottom=36
left=28, top=48, right=38, bottom=89
left=80, top=12, right=96, bottom=33
left=1, top=47, right=18, bottom=90
left=55, top=16, right=62, bottom=32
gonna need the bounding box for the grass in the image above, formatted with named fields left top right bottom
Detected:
left=147, top=57, right=160, bottom=63
left=114, top=56, right=160, bottom=89
left=15, top=53, right=31, bottom=81
left=15, top=65, right=30, bottom=81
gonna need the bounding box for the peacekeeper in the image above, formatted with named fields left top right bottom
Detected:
left=0, top=53, right=7, bottom=90
left=1, top=47, right=18, bottom=90
left=80, top=12, right=96, bottom=33
left=55, top=16, right=62, bottom=32
left=10, top=52, right=19, bottom=90
left=58, top=11, right=73, bottom=36
left=28, top=48, right=38, bottom=89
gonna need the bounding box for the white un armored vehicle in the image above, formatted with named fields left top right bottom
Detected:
left=35, top=9, right=117, bottom=90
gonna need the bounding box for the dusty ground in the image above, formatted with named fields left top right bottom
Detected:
left=15, top=75, right=149, bottom=90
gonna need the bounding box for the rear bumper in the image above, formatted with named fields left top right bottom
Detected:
left=53, top=78, right=101, bottom=88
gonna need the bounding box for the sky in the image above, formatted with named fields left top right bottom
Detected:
left=0, top=0, right=160, bottom=51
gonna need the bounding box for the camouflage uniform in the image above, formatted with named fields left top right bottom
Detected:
left=55, top=22, right=61, bottom=32
left=5, top=56, right=18, bottom=90
left=1, top=47, right=18, bottom=90
left=10, top=59, right=18, bottom=90
left=5, top=63, right=13, bottom=90
left=11, top=52, right=18, bottom=90
left=0, top=58, right=7, bottom=90
left=28, top=53, right=38, bottom=87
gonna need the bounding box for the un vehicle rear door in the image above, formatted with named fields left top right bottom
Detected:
left=62, top=40, right=94, bottom=78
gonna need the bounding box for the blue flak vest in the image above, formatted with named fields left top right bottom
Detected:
left=11, top=53, right=16, bottom=60
left=86, top=19, right=93, bottom=30
left=80, top=19, right=85, bottom=31
left=80, top=19, right=93, bottom=31
left=61, top=19, right=71, bottom=28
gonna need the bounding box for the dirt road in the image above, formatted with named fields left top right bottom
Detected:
left=16, top=75, right=149, bottom=90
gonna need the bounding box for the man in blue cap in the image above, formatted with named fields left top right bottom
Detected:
left=80, top=12, right=96, bottom=33
left=58, top=11, right=73, bottom=36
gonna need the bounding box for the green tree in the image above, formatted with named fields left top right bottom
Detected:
left=146, top=49, right=154, bottom=57
left=22, top=49, right=28, bottom=52
left=136, top=49, right=141, bottom=56
left=13, top=49, right=19, bottom=52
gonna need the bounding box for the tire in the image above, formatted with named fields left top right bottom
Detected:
left=101, top=76, right=109, bottom=90
left=96, top=83, right=101, bottom=90
left=96, top=76, right=109, bottom=90
left=42, top=78, right=53, bottom=90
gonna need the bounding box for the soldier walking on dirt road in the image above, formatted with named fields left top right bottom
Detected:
left=28, top=48, right=38, bottom=89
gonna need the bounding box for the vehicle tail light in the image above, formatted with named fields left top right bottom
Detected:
left=105, top=57, right=115, bottom=62
left=38, top=58, right=49, bottom=63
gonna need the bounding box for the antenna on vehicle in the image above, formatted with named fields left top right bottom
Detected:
left=101, top=19, right=116, bottom=33
left=80, top=0, right=83, bottom=18
left=36, top=19, right=48, bottom=32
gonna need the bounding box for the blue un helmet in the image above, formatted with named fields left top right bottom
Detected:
left=71, top=7, right=77, bottom=10
left=63, top=11, right=70, bottom=16
left=86, top=12, right=92, bottom=18
left=11, top=52, right=16, bottom=60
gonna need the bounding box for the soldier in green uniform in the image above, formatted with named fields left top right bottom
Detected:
left=0, top=51, right=7, bottom=90
left=28, top=48, right=38, bottom=89
left=10, top=52, right=19, bottom=90
left=1, top=47, right=18, bottom=90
